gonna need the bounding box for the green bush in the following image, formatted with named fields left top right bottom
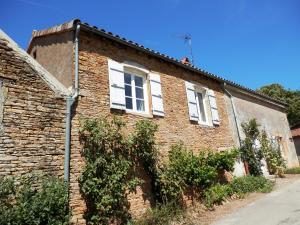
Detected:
left=206, top=149, right=239, bottom=172
left=285, top=167, right=300, bottom=174
left=156, top=144, right=238, bottom=204
left=156, top=144, right=218, bottom=203
left=204, top=176, right=274, bottom=208
left=133, top=202, right=183, bottom=225
left=0, top=174, right=70, bottom=225
left=230, top=176, right=274, bottom=196
left=204, top=183, right=233, bottom=208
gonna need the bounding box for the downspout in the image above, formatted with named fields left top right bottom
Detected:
left=64, top=22, right=80, bottom=182
left=222, top=83, right=242, bottom=147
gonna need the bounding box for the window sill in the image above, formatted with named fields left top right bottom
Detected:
left=125, top=110, right=153, bottom=118
left=198, top=122, right=214, bottom=128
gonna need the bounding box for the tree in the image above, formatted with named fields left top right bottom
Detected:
left=257, top=83, right=300, bottom=126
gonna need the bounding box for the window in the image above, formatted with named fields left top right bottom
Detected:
left=185, top=81, right=219, bottom=126
left=124, top=70, right=148, bottom=113
left=108, top=59, right=164, bottom=116
left=195, top=91, right=207, bottom=124
left=33, top=50, right=37, bottom=59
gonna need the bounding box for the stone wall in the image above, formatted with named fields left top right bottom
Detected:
left=68, top=31, right=236, bottom=223
left=0, top=32, right=66, bottom=177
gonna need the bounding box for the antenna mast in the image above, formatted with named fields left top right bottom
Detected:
left=178, top=34, right=195, bottom=65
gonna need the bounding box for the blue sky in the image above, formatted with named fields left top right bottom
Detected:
left=1, top=0, right=300, bottom=90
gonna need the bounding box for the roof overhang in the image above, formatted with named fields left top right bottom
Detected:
left=27, top=19, right=287, bottom=109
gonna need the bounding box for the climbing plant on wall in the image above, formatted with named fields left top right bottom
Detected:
left=78, top=118, right=159, bottom=225
left=240, top=119, right=263, bottom=176
left=78, top=117, right=239, bottom=224
left=78, top=118, right=140, bottom=224
left=240, top=118, right=286, bottom=177
left=259, top=131, right=286, bottom=177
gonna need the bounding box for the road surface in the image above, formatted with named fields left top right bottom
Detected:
left=212, top=177, right=300, bottom=225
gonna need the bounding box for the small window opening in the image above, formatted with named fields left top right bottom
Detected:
left=33, top=50, right=37, bottom=59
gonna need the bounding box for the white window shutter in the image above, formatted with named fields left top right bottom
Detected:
left=208, top=89, right=220, bottom=125
left=185, top=81, right=199, bottom=121
left=107, top=59, right=126, bottom=110
left=149, top=73, right=164, bottom=116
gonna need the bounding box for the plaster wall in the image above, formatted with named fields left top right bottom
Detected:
left=226, top=88, right=299, bottom=168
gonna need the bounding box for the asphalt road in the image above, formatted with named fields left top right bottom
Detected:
left=212, top=177, right=300, bottom=225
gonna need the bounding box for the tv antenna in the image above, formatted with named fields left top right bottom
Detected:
left=176, top=33, right=195, bottom=65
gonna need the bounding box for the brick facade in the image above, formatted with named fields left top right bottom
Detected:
left=22, top=20, right=298, bottom=224
left=67, top=31, right=236, bottom=223
left=0, top=31, right=67, bottom=177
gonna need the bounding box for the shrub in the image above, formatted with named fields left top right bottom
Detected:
left=285, top=167, right=300, bottom=174
left=204, top=176, right=274, bottom=208
left=133, top=202, right=183, bottom=225
left=156, top=144, right=219, bottom=203
left=0, top=174, right=70, bottom=225
left=230, top=176, right=274, bottom=197
left=156, top=144, right=238, bottom=204
left=206, top=148, right=239, bottom=172
left=204, top=184, right=233, bottom=208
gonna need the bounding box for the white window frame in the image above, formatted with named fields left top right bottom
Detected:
left=194, top=85, right=212, bottom=126
left=124, top=67, right=149, bottom=114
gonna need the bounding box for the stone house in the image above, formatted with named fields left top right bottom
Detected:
left=0, top=18, right=298, bottom=224
left=26, top=19, right=299, bottom=222
left=291, top=122, right=300, bottom=162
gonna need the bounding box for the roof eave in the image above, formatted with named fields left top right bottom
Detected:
left=80, top=23, right=287, bottom=110
left=25, top=20, right=287, bottom=109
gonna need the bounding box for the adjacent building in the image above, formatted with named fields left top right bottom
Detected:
left=291, top=122, right=300, bottom=162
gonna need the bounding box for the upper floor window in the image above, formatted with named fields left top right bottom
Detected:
left=195, top=90, right=207, bottom=124
left=108, top=59, right=164, bottom=117
left=185, top=81, right=220, bottom=126
left=124, top=69, right=148, bottom=113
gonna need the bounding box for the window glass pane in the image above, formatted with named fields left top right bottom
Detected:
left=197, top=93, right=206, bottom=122
left=136, top=99, right=145, bottom=111
left=126, top=97, right=133, bottom=110
left=124, top=73, right=131, bottom=84
left=135, top=87, right=144, bottom=99
left=134, top=76, right=143, bottom=87
left=125, top=84, right=132, bottom=97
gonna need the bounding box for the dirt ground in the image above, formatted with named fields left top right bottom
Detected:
left=172, top=174, right=300, bottom=225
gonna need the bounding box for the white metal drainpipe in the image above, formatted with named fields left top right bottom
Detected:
left=64, top=22, right=80, bottom=182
